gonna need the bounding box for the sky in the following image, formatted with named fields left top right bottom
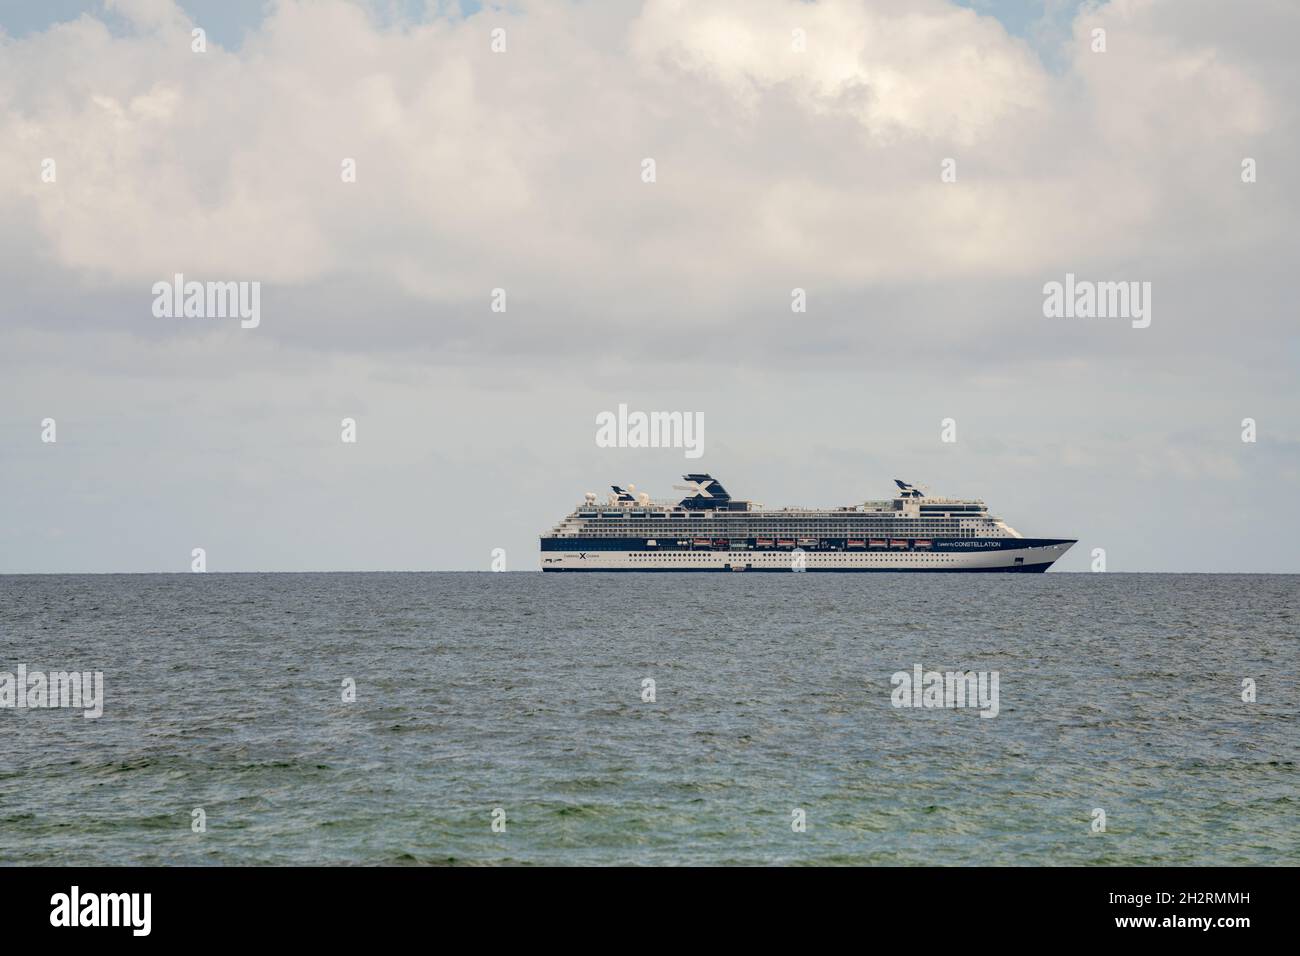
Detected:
left=1, top=0, right=1297, bottom=573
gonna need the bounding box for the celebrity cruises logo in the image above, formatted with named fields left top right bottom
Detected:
left=595, top=403, right=704, bottom=459
left=890, top=665, right=1000, bottom=718
left=0, top=665, right=104, bottom=718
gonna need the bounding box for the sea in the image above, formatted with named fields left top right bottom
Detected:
left=1, top=572, right=1296, bottom=866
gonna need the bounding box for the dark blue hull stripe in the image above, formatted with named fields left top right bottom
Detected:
left=542, top=563, right=1056, bottom=573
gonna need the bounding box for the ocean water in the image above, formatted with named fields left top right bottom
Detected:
left=0, top=572, right=1295, bottom=866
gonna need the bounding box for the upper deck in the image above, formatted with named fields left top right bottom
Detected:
left=546, top=475, right=1019, bottom=539
left=570, top=476, right=988, bottom=515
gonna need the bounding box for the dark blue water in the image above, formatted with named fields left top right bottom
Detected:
left=1, top=573, right=1296, bottom=865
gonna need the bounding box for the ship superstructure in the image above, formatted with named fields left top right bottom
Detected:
left=540, top=475, right=1075, bottom=572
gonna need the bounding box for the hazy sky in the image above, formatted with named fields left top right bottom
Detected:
left=2, top=0, right=1297, bottom=573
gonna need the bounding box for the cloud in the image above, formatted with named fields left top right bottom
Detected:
left=104, top=0, right=189, bottom=31
left=1, top=0, right=1292, bottom=349
left=631, top=0, right=1049, bottom=145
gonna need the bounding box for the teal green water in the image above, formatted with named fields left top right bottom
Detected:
left=1, top=573, right=1296, bottom=865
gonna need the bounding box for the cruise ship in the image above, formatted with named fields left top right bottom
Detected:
left=541, top=475, right=1075, bottom=572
